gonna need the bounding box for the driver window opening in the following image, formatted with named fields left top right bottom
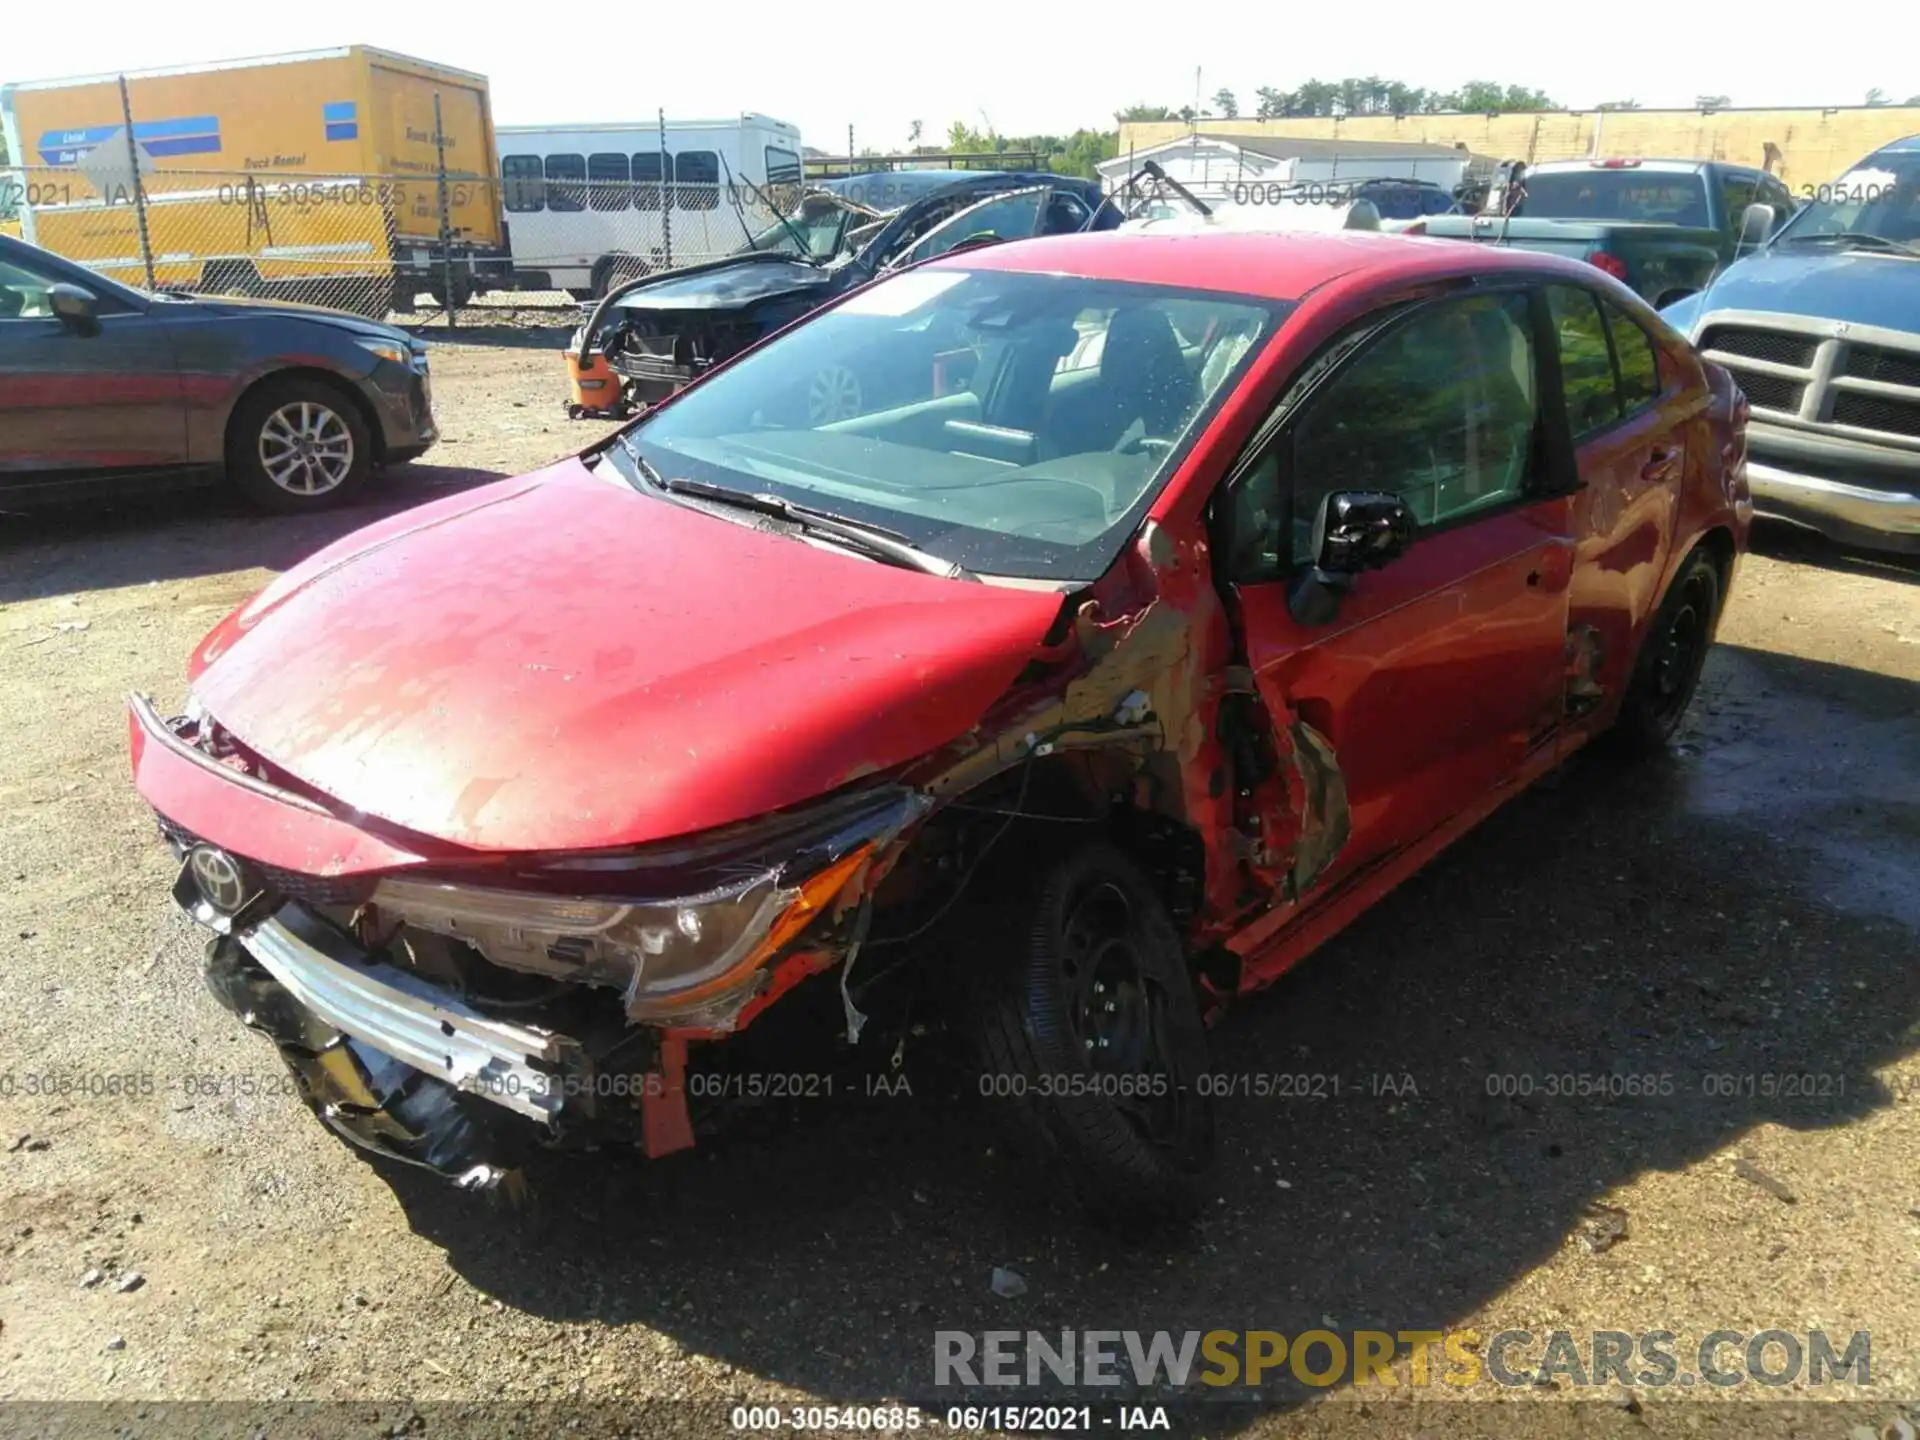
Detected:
left=1285, top=292, right=1540, bottom=566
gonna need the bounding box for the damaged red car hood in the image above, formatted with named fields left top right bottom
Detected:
left=188, top=459, right=1064, bottom=852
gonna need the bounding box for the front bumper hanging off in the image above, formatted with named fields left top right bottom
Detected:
left=134, top=689, right=700, bottom=1184
left=200, top=901, right=587, bottom=1188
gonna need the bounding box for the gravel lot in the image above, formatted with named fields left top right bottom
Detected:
left=2, top=335, right=1919, bottom=1438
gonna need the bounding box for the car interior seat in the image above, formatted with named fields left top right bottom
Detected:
left=1040, top=306, right=1196, bottom=458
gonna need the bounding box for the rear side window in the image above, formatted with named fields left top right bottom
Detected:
left=501, top=154, right=544, bottom=213
left=544, top=154, right=586, bottom=212
left=1547, top=284, right=1662, bottom=437
left=677, top=150, right=719, bottom=210
left=1546, top=285, right=1621, bottom=437
left=1606, top=305, right=1661, bottom=409
left=589, top=152, right=631, bottom=211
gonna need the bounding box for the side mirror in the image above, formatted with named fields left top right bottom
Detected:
left=1287, top=490, right=1418, bottom=625
left=48, top=283, right=101, bottom=336
left=1314, top=490, right=1417, bottom=572
left=1736, top=201, right=1776, bottom=255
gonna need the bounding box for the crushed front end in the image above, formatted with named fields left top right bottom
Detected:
left=574, top=252, right=848, bottom=413
left=130, top=693, right=926, bottom=1188
left=599, top=310, right=771, bottom=408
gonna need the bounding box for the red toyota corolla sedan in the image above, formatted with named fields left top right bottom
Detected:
left=129, top=230, right=1751, bottom=1220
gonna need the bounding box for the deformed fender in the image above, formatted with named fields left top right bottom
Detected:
left=1284, top=717, right=1349, bottom=897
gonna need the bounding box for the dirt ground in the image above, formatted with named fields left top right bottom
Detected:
left=2, top=336, right=1919, bottom=1439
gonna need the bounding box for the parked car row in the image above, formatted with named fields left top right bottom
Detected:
left=8, top=136, right=1917, bottom=555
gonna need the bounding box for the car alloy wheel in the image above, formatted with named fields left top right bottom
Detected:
left=806, top=364, right=863, bottom=423
left=258, top=401, right=356, bottom=497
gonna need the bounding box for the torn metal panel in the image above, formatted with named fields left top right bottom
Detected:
left=1565, top=624, right=1607, bottom=714
left=1283, top=717, right=1349, bottom=897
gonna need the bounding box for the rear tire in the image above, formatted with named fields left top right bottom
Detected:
left=429, top=276, right=476, bottom=310
left=974, top=842, right=1214, bottom=1226
left=226, top=378, right=373, bottom=514
left=1610, top=547, right=1721, bottom=755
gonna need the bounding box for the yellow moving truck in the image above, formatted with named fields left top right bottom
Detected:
left=0, top=47, right=510, bottom=313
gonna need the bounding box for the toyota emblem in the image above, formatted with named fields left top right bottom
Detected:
left=188, top=845, right=251, bottom=915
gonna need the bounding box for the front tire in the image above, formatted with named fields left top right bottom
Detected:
left=975, top=842, right=1214, bottom=1225
left=226, top=379, right=373, bottom=514
left=1611, top=547, right=1721, bottom=754
left=593, top=254, right=651, bottom=298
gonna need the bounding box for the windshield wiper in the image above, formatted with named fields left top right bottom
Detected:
left=1780, top=230, right=1920, bottom=256
left=662, top=477, right=978, bottom=582
left=609, top=430, right=667, bottom=491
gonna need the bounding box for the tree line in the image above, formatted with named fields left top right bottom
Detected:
left=1133, top=78, right=1562, bottom=123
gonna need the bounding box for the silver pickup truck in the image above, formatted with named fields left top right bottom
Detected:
left=1662, top=138, right=1920, bottom=554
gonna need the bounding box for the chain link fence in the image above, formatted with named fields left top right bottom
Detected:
left=5, top=162, right=804, bottom=328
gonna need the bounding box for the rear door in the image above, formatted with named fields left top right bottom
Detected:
left=0, top=248, right=186, bottom=489
left=1543, top=283, right=1685, bottom=716
left=1221, top=288, right=1577, bottom=886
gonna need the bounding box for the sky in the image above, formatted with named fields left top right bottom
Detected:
left=6, top=0, right=1917, bottom=151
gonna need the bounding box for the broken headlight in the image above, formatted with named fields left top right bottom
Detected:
left=370, top=787, right=929, bottom=1026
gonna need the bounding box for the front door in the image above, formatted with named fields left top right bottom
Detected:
left=0, top=250, right=185, bottom=489
left=1223, top=289, right=1576, bottom=889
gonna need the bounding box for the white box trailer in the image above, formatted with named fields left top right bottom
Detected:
left=495, top=115, right=802, bottom=296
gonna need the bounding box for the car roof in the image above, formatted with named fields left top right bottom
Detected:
left=1530, top=158, right=1715, bottom=173
left=939, top=229, right=1566, bottom=302
left=816, top=169, right=1072, bottom=206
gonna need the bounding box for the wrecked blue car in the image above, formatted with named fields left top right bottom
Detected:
left=573, top=170, right=1114, bottom=414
